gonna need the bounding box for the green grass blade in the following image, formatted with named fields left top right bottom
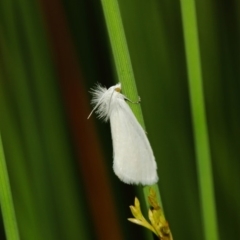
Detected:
left=100, top=0, right=144, bottom=127
left=100, top=1, right=164, bottom=239
left=0, top=134, right=20, bottom=240
left=180, top=1, right=219, bottom=240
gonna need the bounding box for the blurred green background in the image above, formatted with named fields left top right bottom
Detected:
left=0, top=0, right=240, bottom=239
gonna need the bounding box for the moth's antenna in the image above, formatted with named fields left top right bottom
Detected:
left=87, top=105, right=98, bottom=119
left=87, top=92, right=107, bottom=119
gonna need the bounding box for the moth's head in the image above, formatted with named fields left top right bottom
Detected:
left=114, top=83, right=121, bottom=93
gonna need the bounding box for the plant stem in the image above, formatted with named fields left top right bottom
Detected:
left=100, top=0, right=144, bottom=127
left=180, top=1, right=219, bottom=239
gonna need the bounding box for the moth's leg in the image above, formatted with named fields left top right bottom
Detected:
left=124, top=96, right=141, bottom=104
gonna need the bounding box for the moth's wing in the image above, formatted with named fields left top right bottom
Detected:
left=110, top=99, right=158, bottom=185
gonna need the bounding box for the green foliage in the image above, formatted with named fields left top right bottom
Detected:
left=180, top=0, right=219, bottom=239
left=1, top=0, right=240, bottom=240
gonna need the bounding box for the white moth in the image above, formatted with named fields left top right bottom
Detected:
left=88, top=83, right=158, bottom=185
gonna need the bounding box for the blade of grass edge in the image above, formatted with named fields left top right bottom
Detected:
left=0, top=133, right=20, bottom=240
left=180, top=1, right=219, bottom=240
